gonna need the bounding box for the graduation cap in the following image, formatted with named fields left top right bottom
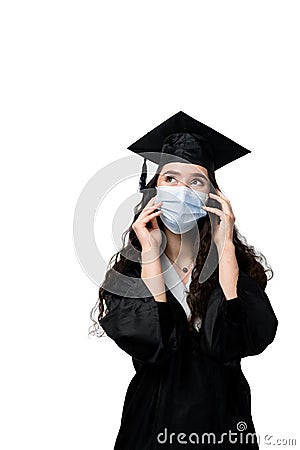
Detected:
left=127, top=111, right=251, bottom=191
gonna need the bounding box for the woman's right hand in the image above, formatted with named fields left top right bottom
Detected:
left=132, top=197, right=163, bottom=251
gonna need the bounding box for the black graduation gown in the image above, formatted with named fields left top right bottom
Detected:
left=99, top=268, right=278, bottom=449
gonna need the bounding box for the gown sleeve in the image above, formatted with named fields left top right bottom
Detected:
left=200, top=269, right=279, bottom=363
left=99, top=279, right=177, bottom=366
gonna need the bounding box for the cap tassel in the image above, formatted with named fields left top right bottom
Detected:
left=139, top=158, right=148, bottom=192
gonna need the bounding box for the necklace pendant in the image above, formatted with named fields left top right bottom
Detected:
left=183, top=267, right=188, bottom=273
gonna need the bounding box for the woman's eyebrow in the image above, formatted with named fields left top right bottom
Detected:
left=161, top=170, right=208, bottom=180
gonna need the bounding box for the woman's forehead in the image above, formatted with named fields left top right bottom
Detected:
left=159, top=162, right=208, bottom=177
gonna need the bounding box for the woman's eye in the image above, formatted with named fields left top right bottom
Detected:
left=191, top=179, right=204, bottom=186
left=165, top=176, right=176, bottom=183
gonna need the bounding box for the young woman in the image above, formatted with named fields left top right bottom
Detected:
left=90, top=123, right=278, bottom=449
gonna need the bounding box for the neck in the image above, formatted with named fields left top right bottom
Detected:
left=163, top=226, right=198, bottom=264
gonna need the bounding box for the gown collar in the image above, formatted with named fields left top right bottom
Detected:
left=160, top=252, right=202, bottom=331
left=160, top=252, right=193, bottom=319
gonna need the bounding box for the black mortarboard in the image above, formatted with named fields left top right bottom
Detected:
left=127, top=111, right=251, bottom=191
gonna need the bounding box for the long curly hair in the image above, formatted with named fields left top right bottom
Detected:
left=89, top=168, right=273, bottom=349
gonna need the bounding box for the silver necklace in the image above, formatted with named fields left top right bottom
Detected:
left=165, top=252, right=194, bottom=273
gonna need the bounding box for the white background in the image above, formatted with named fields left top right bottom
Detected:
left=1, top=1, right=299, bottom=449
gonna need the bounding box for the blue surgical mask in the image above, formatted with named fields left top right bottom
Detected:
left=155, top=185, right=208, bottom=234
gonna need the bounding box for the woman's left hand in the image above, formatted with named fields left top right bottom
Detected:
left=202, top=189, right=236, bottom=250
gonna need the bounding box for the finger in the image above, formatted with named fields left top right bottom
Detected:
left=139, top=204, right=161, bottom=220
left=208, top=192, right=227, bottom=205
left=202, top=205, right=223, bottom=217
left=149, top=196, right=156, bottom=205
left=140, top=201, right=162, bottom=219
left=141, top=210, right=162, bottom=223
left=145, top=196, right=156, bottom=208
left=208, top=192, right=232, bottom=215
left=144, top=201, right=162, bottom=211
left=137, top=207, right=161, bottom=223
left=215, top=189, right=230, bottom=202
